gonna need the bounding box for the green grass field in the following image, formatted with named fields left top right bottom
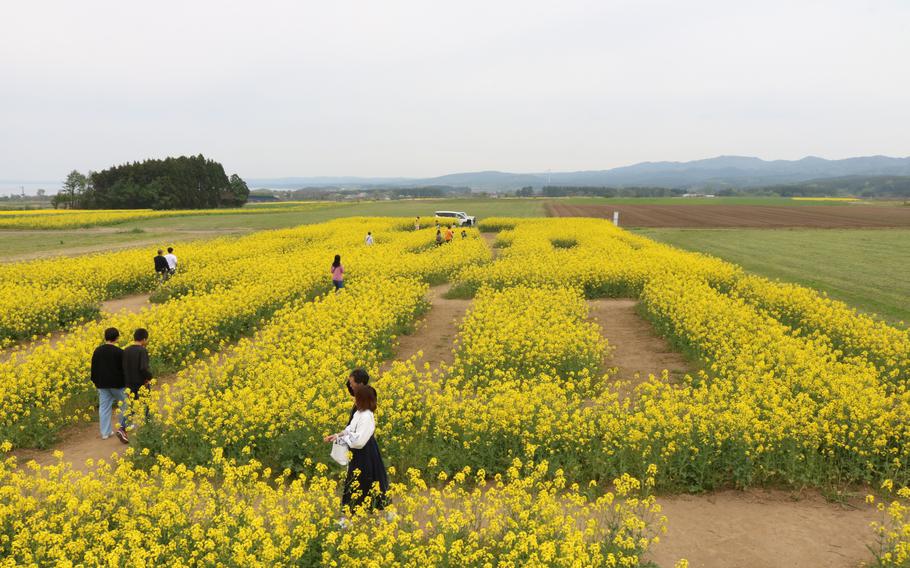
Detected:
left=0, top=199, right=546, bottom=260
left=636, top=227, right=910, bottom=326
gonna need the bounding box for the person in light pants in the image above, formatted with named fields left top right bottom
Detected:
left=89, top=327, right=128, bottom=439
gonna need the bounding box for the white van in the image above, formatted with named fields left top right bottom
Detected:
left=434, top=211, right=476, bottom=226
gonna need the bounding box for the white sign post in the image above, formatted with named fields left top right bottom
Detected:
left=612, top=211, right=619, bottom=226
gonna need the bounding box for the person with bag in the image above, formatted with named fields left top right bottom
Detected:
left=324, top=384, right=389, bottom=519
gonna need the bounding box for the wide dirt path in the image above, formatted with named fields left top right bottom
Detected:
left=588, top=297, right=879, bottom=567
left=650, top=489, right=878, bottom=568
left=12, top=374, right=179, bottom=473
left=100, top=293, right=152, bottom=315
left=589, top=298, right=691, bottom=388
left=381, top=283, right=471, bottom=373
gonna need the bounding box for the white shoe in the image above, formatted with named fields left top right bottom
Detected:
left=101, top=432, right=112, bottom=440
left=336, top=517, right=350, bottom=530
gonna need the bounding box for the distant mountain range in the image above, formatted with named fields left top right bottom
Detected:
left=247, top=155, right=910, bottom=191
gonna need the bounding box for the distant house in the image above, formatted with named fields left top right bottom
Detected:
left=247, top=194, right=281, bottom=203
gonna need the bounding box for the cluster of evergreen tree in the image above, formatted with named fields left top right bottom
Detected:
left=55, top=155, right=248, bottom=210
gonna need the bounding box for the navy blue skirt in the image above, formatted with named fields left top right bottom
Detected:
left=341, top=435, right=389, bottom=512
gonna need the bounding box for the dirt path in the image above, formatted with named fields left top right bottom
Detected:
left=101, top=293, right=152, bottom=315
left=649, top=489, right=878, bottom=568
left=589, top=298, right=692, bottom=387
left=588, top=299, right=879, bottom=566
left=382, top=283, right=471, bottom=373
left=12, top=374, right=179, bottom=473
left=0, top=293, right=153, bottom=364
left=481, top=232, right=499, bottom=259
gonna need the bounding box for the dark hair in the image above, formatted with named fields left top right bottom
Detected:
left=332, top=254, right=341, bottom=268
left=350, top=368, right=370, bottom=385
left=353, top=384, right=377, bottom=412
left=104, top=327, right=120, bottom=342
left=167, top=247, right=173, bottom=253
left=157, top=249, right=163, bottom=254
left=133, top=328, right=149, bottom=342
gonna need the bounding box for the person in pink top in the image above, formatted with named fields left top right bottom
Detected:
left=331, top=254, right=344, bottom=292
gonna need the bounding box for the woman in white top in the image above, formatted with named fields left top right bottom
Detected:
left=325, top=384, right=389, bottom=513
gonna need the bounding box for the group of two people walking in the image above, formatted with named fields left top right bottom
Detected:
left=153, top=247, right=178, bottom=281
left=89, top=327, right=153, bottom=444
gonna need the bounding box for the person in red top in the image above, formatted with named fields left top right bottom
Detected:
left=331, top=254, right=344, bottom=292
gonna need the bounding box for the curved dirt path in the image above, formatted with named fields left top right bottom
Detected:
left=12, top=374, right=178, bottom=474
left=0, top=294, right=152, bottom=364
left=588, top=298, right=879, bottom=566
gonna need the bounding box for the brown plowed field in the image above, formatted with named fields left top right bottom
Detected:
left=546, top=202, right=910, bottom=228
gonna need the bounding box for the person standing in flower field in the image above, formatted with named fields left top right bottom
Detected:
left=90, top=327, right=128, bottom=440
left=414, top=216, right=420, bottom=230
left=461, top=228, right=467, bottom=240
left=331, top=254, right=344, bottom=292
left=118, top=328, right=152, bottom=444
left=344, top=368, right=371, bottom=419
left=164, top=247, right=178, bottom=276
left=435, top=229, right=443, bottom=246
left=325, top=383, right=389, bottom=518
left=365, top=232, right=374, bottom=246
left=154, top=249, right=169, bottom=282
left=444, top=225, right=454, bottom=243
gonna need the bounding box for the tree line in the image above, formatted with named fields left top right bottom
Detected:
left=54, top=155, right=249, bottom=210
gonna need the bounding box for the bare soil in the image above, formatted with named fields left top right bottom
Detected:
left=100, top=293, right=152, bottom=315
left=0, top=293, right=153, bottom=363
left=382, top=283, right=471, bottom=372
left=589, top=298, right=692, bottom=388
left=12, top=374, right=178, bottom=473
left=588, top=299, right=880, bottom=567
left=649, top=489, right=878, bottom=568
left=481, top=232, right=499, bottom=259
left=547, top=202, right=910, bottom=228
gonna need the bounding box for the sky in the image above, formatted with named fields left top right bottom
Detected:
left=1, top=0, right=909, bottom=192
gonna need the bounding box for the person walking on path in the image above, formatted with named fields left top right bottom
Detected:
left=444, top=225, right=454, bottom=243
left=435, top=229, right=443, bottom=246
left=325, top=383, right=389, bottom=518
left=118, top=328, right=152, bottom=444
left=365, top=232, right=374, bottom=246
left=154, top=250, right=169, bottom=282
left=331, top=254, right=345, bottom=292
left=164, top=247, right=178, bottom=276
left=414, top=216, right=420, bottom=231
left=90, top=327, right=128, bottom=440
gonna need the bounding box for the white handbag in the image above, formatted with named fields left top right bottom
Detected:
left=331, top=441, right=350, bottom=466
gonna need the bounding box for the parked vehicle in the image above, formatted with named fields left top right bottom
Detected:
left=434, top=211, right=476, bottom=226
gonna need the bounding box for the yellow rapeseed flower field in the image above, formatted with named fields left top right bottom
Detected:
left=2, top=214, right=907, bottom=564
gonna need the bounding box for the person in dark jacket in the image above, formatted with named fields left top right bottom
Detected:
left=90, top=327, right=127, bottom=440
left=154, top=250, right=169, bottom=282
left=118, top=328, right=152, bottom=443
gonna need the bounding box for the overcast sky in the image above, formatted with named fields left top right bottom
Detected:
left=2, top=0, right=908, bottom=189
